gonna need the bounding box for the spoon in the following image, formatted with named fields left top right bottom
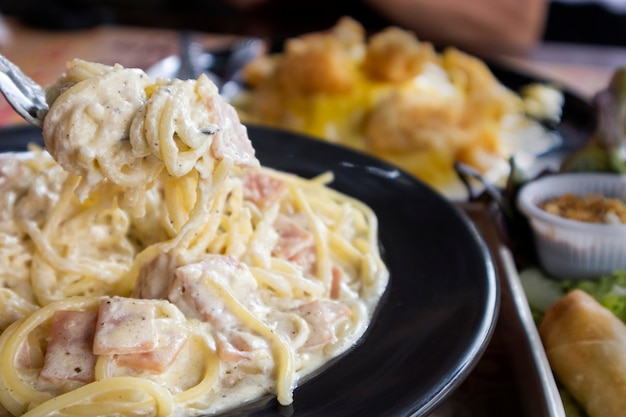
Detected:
left=0, top=54, right=48, bottom=127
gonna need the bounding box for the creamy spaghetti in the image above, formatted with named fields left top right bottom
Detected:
left=0, top=59, right=389, bottom=417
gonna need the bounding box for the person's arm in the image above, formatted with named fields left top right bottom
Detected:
left=365, top=0, right=548, bottom=55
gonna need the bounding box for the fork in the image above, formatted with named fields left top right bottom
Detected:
left=0, top=53, right=48, bottom=127
left=0, top=38, right=262, bottom=129
left=220, top=37, right=264, bottom=102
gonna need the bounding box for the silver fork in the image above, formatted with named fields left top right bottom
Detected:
left=176, top=31, right=223, bottom=88
left=177, top=30, right=204, bottom=80
left=220, top=37, right=264, bottom=102
left=0, top=54, right=48, bottom=127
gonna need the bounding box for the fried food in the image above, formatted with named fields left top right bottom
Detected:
left=234, top=17, right=562, bottom=198
left=363, top=26, right=436, bottom=83
left=540, top=289, right=626, bottom=417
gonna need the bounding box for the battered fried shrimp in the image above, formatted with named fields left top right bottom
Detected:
left=330, top=16, right=366, bottom=51
left=363, top=27, right=437, bottom=83
left=442, top=48, right=521, bottom=121
left=364, top=89, right=466, bottom=152
left=233, top=17, right=562, bottom=195
left=242, top=17, right=365, bottom=93
left=278, top=33, right=356, bottom=95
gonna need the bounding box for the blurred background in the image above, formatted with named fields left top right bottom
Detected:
left=0, top=0, right=625, bottom=64
left=0, top=0, right=624, bottom=106
left=0, top=0, right=392, bottom=39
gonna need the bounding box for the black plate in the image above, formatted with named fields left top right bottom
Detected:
left=0, top=124, right=498, bottom=416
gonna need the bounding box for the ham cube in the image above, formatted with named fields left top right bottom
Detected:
left=16, top=333, right=44, bottom=369
left=273, top=214, right=314, bottom=260
left=114, top=325, right=188, bottom=373
left=93, top=297, right=158, bottom=355
left=168, top=255, right=261, bottom=330
left=295, top=300, right=352, bottom=349
left=39, top=310, right=98, bottom=384
left=242, top=171, right=288, bottom=209
left=330, top=265, right=343, bottom=299
left=272, top=213, right=316, bottom=272
left=132, top=252, right=178, bottom=300
left=168, top=266, right=232, bottom=326
left=209, top=99, right=259, bottom=168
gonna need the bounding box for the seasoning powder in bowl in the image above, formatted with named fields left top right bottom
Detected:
left=517, top=173, right=626, bottom=280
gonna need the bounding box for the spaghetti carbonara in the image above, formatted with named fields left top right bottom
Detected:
left=0, top=59, right=389, bottom=417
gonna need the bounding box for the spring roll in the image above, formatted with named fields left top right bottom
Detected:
left=539, top=289, right=626, bottom=417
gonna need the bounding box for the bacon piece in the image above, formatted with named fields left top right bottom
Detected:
left=215, top=338, right=247, bottom=365
left=168, top=256, right=275, bottom=371
left=214, top=331, right=269, bottom=365
left=16, top=332, right=44, bottom=369
left=17, top=340, right=34, bottom=369
left=168, top=256, right=240, bottom=328
left=132, top=252, right=178, bottom=299
left=210, top=99, right=259, bottom=168
left=294, top=300, right=352, bottom=349
left=242, top=170, right=288, bottom=209
left=330, top=265, right=343, bottom=299
left=39, top=310, right=98, bottom=384
left=167, top=255, right=261, bottom=330
left=273, top=214, right=313, bottom=259
left=93, top=297, right=158, bottom=355
left=114, top=325, right=188, bottom=373
left=272, top=213, right=316, bottom=271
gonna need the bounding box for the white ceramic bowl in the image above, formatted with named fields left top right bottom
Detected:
left=517, top=173, right=626, bottom=280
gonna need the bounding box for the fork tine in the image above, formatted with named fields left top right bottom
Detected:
left=0, top=54, right=48, bottom=127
